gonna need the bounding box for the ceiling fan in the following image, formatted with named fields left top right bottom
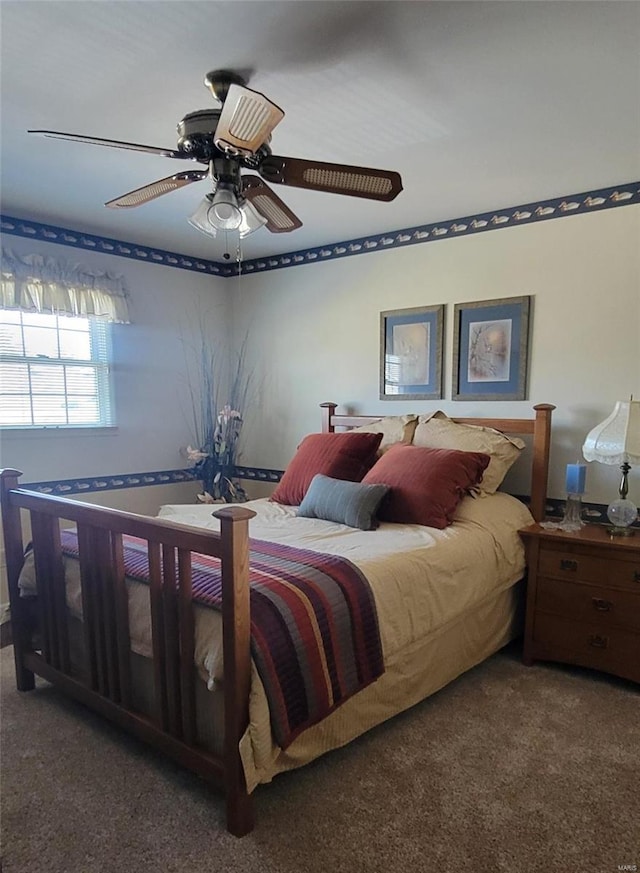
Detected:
left=28, top=70, right=403, bottom=240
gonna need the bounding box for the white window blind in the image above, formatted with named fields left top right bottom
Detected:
left=0, top=309, right=114, bottom=428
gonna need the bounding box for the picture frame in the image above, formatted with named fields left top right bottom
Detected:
left=452, top=295, right=531, bottom=401
left=380, top=304, right=444, bottom=400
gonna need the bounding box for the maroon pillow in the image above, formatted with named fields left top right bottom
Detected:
left=271, top=431, right=383, bottom=506
left=362, top=444, right=490, bottom=529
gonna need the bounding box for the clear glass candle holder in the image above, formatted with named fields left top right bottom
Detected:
left=559, top=493, right=585, bottom=532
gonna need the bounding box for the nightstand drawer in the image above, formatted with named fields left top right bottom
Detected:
left=538, top=547, right=640, bottom=591
left=536, top=577, right=640, bottom=632
left=533, top=613, right=640, bottom=683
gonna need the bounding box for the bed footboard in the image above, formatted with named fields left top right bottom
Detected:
left=0, top=469, right=256, bottom=837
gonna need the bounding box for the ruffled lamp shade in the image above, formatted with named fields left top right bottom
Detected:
left=583, top=400, right=640, bottom=465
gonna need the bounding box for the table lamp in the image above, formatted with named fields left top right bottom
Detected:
left=582, top=398, right=640, bottom=535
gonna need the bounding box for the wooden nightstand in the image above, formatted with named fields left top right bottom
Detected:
left=519, top=524, right=640, bottom=684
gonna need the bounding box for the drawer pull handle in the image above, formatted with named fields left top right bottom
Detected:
left=634, top=571, right=640, bottom=583
left=588, top=634, right=609, bottom=649
left=592, top=597, right=613, bottom=612
left=560, top=559, right=578, bottom=571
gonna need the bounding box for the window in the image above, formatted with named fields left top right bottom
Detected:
left=0, top=310, right=114, bottom=428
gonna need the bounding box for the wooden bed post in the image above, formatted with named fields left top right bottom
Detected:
left=530, top=404, right=555, bottom=522
left=320, top=402, right=338, bottom=433
left=0, top=469, right=35, bottom=691
left=213, top=505, right=256, bottom=837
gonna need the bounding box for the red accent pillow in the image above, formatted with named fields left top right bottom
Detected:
left=271, top=432, right=383, bottom=506
left=362, top=444, right=490, bottom=529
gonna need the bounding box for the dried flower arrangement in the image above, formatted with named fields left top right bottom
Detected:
left=182, top=319, right=253, bottom=503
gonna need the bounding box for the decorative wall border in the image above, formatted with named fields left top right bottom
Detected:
left=21, top=465, right=284, bottom=496
left=2, top=181, right=637, bottom=280
left=0, top=217, right=224, bottom=277
left=232, top=465, right=284, bottom=484
left=236, top=183, right=639, bottom=276
left=22, top=468, right=198, bottom=495
left=19, top=467, right=638, bottom=528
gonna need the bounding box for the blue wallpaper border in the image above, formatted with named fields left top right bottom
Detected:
left=234, top=182, right=639, bottom=276
left=20, top=465, right=284, bottom=496
left=22, top=468, right=198, bottom=495
left=19, top=466, right=638, bottom=528
left=0, top=218, right=225, bottom=277
left=2, top=181, right=637, bottom=279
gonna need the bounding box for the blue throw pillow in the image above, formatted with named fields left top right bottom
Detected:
left=297, top=474, right=389, bottom=530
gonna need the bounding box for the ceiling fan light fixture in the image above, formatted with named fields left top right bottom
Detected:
left=238, top=199, right=268, bottom=238
left=188, top=189, right=267, bottom=239
left=209, top=185, right=242, bottom=230
left=188, top=193, right=218, bottom=237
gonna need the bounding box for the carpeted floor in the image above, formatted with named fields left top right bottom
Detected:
left=1, top=642, right=638, bottom=873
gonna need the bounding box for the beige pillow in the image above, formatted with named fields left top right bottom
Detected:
left=412, top=411, right=525, bottom=494
left=352, top=414, right=418, bottom=454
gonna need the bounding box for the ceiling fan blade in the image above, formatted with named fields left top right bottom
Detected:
left=242, top=176, right=303, bottom=233
left=28, top=130, right=187, bottom=159
left=214, top=84, right=284, bottom=157
left=105, top=171, right=207, bottom=208
left=259, top=155, right=403, bottom=202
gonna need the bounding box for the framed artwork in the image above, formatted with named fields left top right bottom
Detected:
left=452, top=295, right=531, bottom=401
left=380, top=304, right=444, bottom=400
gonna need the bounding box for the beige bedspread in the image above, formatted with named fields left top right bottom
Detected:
left=158, top=493, right=533, bottom=788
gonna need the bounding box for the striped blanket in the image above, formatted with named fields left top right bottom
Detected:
left=60, top=530, right=384, bottom=748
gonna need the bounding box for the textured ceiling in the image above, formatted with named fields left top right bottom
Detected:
left=1, top=1, right=639, bottom=262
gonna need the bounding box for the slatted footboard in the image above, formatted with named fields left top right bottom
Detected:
left=0, top=469, right=256, bottom=837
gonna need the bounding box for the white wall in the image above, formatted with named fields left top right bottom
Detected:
left=230, top=206, right=640, bottom=505
left=0, top=235, right=230, bottom=485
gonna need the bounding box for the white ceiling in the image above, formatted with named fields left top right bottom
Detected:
left=1, top=1, right=639, bottom=262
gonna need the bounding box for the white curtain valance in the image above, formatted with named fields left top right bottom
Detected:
left=0, top=249, right=130, bottom=323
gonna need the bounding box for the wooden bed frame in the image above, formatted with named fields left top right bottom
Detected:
left=0, top=402, right=554, bottom=836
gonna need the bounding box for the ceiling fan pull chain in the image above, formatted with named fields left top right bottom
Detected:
left=236, top=238, right=243, bottom=277
left=222, top=230, right=232, bottom=261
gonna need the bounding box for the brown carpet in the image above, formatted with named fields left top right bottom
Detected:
left=1, top=643, right=638, bottom=873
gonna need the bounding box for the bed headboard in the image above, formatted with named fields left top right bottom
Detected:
left=319, top=402, right=555, bottom=523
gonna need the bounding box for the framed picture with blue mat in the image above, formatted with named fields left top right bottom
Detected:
left=380, top=304, right=444, bottom=400
left=453, top=296, right=531, bottom=401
